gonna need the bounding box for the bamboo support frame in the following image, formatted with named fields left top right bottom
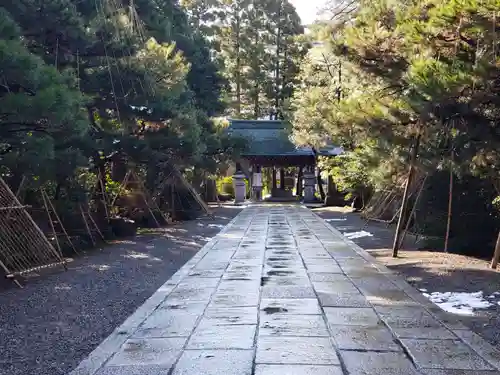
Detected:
left=41, top=189, right=78, bottom=255
left=0, top=177, right=67, bottom=286
left=80, top=205, right=96, bottom=247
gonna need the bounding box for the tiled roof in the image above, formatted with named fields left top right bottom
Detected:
left=227, top=119, right=343, bottom=157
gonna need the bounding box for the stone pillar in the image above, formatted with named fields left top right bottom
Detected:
left=233, top=166, right=246, bottom=204
left=280, top=168, right=286, bottom=190
left=303, top=166, right=316, bottom=203
left=296, top=166, right=303, bottom=197
left=272, top=167, right=277, bottom=189
left=252, top=165, right=263, bottom=201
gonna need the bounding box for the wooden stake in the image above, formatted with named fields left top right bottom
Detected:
left=43, top=190, right=78, bottom=254
left=80, top=205, right=96, bottom=247
left=392, top=132, right=421, bottom=257
left=7, top=176, right=26, bottom=220
left=491, top=230, right=500, bottom=269
left=41, top=189, right=63, bottom=257
left=398, top=175, right=427, bottom=249
left=444, top=151, right=454, bottom=253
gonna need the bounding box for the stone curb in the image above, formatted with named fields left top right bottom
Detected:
left=310, top=208, right=500, bottom=372
left=68, top=214, right=242, bottom=375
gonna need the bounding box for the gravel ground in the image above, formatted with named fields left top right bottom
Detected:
left=0, top=205, right=242, bottom=375
left=315, top=206, right=500, bottom=348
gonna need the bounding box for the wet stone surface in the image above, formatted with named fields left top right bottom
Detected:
left=401, top=339, right=495, bottom=371
left=69, top=205, right=500, bottom=375
left=331, top=325, right=401, bottom=351
left=340, top=351, right=422, bottom=375
left=254, top=364, right=344, bottom=375
left=256, top=336, right=340, bottom=365
left=259, top=313, right=329, bottom=336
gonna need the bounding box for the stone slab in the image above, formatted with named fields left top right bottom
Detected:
left=157, top=300, right=208, bottom=313
left=189, top=269, right=225, bottom=278
left=317, top=291, right=371, bottom=307
left=187, top=324, right=256, bottom=349
left=391, top=327, right=457, bottom=340
left=172, top=349, right=253, bottom=375
left=106, top=338, right=186, bottom=367
left=330, top=325, right=401, bottom=351
left=132, top=310, right=200, bottom=338
left=308, top=273, right=351, bottom=282
left=95, top=365, right=176, bottom=375
left=210, top=292, right=260, bottom=307
left=260, top=298, right=322, bottom=315
left=254, top=364, right=344, bottom=375
left=261, top=286, right=315, bottom=298
left=422, top=370, right=500, bottom=375
left=167, top=285, right=217, bottom=302
left=305, top=263, right=343, bottom=274
left=324, top=307, right=382, bottom=326
left=312, top=281, right=360, bottom=294
left=364, top=290, right=420, bottom=307
left=256, top=336, right=340, bottom=365
left=452, top=329, right=500, bottom=370
left=400, top=339, right=495, bottom=371
left=203, top=306, right=258, bottom=325
left=375, top=306, right=443, bottom=328
left=340, top=351, right=421, bottom=375
left=259, top=313, right=329, bottom=336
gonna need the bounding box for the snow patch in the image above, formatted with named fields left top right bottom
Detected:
left=422, top=291, right=494, bottom=316
left=343, top=231, right=373, bottom=239
left=208, top=224, right=225, bottom=229
left=325, top=218, right=347, bottom=222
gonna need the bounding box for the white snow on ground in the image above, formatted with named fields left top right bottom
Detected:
left=343, top=231, right=374, bottom=239
left=325, top=218, right=347, bottom=222
left=422, top=291, right=497, bottom=316
left=208, top=224, right=225, bottom=229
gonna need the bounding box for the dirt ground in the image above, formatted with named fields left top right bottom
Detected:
left=314, top=206, right=500, bottom=347
left=0, top=205, right=242, bottom=375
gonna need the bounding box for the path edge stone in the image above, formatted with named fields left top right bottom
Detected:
left=310, top=208, right=500, bottom=371
left=68, top=214, right=241, bottom=375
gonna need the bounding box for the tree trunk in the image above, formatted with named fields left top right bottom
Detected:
left=235, top=10, right=241, bottom=117
left=317, top=168, right=326, bottom=201
left=274, top=0, right=281, bottom=119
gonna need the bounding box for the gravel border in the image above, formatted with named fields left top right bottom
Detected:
left=0, top=205, right=242, bottom=375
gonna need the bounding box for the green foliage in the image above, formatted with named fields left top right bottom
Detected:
left=0, top=0, right=254, bottom=224
left=290, top=0, right=500, bottom=249
left=216, top=175, right=250, bottom=197
left=217, top=176, right=236, bottom=196
left=180, top=0, right=307, bottom=119
left=292, top=0, right=500, bottom=192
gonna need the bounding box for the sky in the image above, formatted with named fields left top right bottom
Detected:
left=290, top=0, right=328, bottom=25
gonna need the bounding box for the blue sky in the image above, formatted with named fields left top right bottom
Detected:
left=290, top=0, right=327, bottom=25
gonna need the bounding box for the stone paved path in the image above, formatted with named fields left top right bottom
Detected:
left=70, top=205, right=500, bottom=375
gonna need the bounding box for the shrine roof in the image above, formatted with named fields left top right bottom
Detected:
left=227, top=119, right=342, bottom=157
